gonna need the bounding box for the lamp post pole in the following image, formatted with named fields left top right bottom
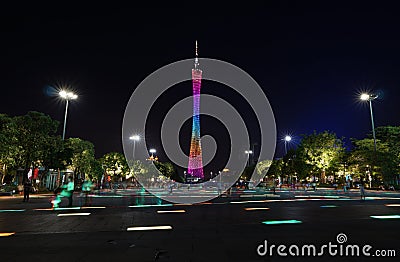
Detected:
left=62, top=99, right=69, bottom=141
left=284, top=135, right=292, bottom=156
left=129, top=135, right=140, bottom=182
left=58, top=90, right=77, bottom=188
left=284, top=140, right=287, bottom=156
left=368, top=98, right=377, bottom=153
left=59, top=90, right=78, bottom=141
left=129, top=135, right=140, bottom=160
left=360, top=93, right=378, bottom=190
left=245, top=150, right=253, bottom=167
left=360, top=93, right=378, bottom=153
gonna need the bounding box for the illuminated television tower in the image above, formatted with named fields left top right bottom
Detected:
left=187, top=40, right=204, bottom=179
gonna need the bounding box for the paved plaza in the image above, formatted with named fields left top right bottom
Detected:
left=0, top=188, right=399, bottom=261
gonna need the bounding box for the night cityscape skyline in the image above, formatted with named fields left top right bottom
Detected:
left=1, top=2, right=400, bottom=161
left=1, top=3, right=400, bottom=261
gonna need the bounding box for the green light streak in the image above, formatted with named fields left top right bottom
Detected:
left=54, top=207, right=81, bottom=210
left=262, top=220, right=302, bottom=225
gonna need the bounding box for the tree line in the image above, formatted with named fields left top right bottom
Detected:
left=0, top=111, right=176, bottom=186
left=265, top=127, right=400, bottom=188
left=1, top=111, right=399, bottom=188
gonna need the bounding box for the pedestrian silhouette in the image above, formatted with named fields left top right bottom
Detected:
left=66, top=176, right=75, bottom=207
left=23, top=178, right=32, bottom=202
left=360, top=183, right=366, bottom=200
left=81, top=179, right=93, bottom=206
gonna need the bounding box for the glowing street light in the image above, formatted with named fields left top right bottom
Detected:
left=129, top=135, right=140, bottom=141
left=360, top=93, right=378, bottom=152
left=283, top=135, right=292, bottom=155
left=244, top=150, right=253, bottom=167
left=59, top=90, right=78, bottom=140
left=148, top=148, right=158, bottom=161
left=149, top=148, right=156, bottom=155
left=129, top=135, right=140, bottom=161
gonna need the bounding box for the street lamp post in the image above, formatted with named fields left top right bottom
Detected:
left=360, top=93, right=378, bottom=153
left=129, top=135, right=140, bottom=185
left=149, top=148, right=156, bottom=157
left=244, top=150, right=253, bottom=167
left=57, top=90, right=77, bottom=188
left=129, top=135, right=140, bottom=161
left=148, top=148, right=157, bottom=161
left=59, top=90, right=78, bottom=140
left=283, top=135, right=292, bottom=155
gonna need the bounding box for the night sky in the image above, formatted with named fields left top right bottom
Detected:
left=1, top=2, right=400, bottom=165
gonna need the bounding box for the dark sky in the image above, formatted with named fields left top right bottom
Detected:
left=1, top=2, right=400, bottom=165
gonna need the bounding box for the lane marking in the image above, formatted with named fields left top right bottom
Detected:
left=127, top=225, right=172, bottom=231
left=0, top=232, right=15, bottom=237
left=157, top=210, right=186, bottom=213
left=244, top=207, right=270, bottom=211
left=370, top=215, right=400, bottom=219
left=57, top=213, right=91, bottom=216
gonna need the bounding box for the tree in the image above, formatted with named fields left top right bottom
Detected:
left=66, top=138, right=95, bottom=180
left=296, top=131, right=344, bottom=183
left=255, top=159, right=273, bottom=179
left=87, top=159, right=104, bottom=181
left=375, top=126, right=400, bottom=184
left=13, top=111, right=59, bottom=179
left=267, top=159, right=284, bottom=178
left=40, top=136, right=73, bottom=181
left=100, top=152, right=130, bottom=181
left=0, top=114, right=17, bottom=183
left=375, top=126, right=400, bottom=151
left=349, top=137, right=398, bottom=186
left=240, top=166, right=255, bottom=181
left=154, top=161, right=180, bottom=181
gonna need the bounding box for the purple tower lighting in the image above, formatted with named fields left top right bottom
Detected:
left=187, top=41, right=204, bottom=179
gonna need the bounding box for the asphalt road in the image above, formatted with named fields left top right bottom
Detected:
left=0, top=188, right=399, bottom=262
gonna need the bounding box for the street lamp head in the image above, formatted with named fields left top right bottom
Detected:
left=129, top=135, right=140, bottom=141
left=284, top=135, right=292, bottom=142
left=360, top=93, right=370, bottom=101
left=59, top=90, right=78, bottom=100
left=360, top=93, right=378, bottom=101
left=59, top=90, right=67, bottom=98
left=149, top=148, right=156, bottom=154
left=245, top=150, right=253, bottom=154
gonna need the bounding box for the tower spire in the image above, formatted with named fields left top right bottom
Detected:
left=194, top=40, right=199, bottom=69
